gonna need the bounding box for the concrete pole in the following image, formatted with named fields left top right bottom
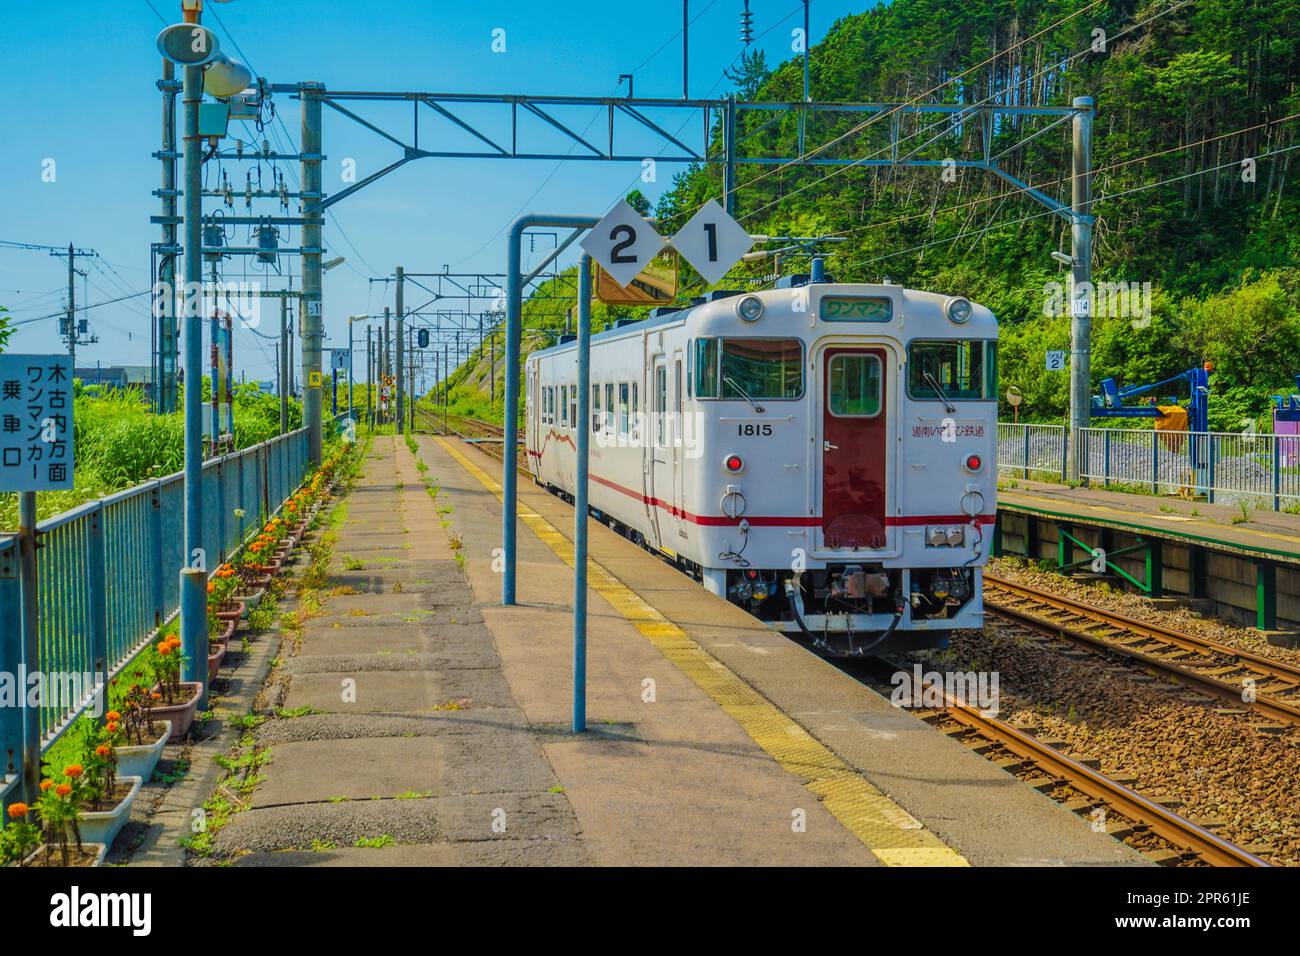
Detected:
left=681, top=0, right=688, bottom=99
left=396, top=266, right=406, bottom=434
left=279, top=297, right=289, bottom=434
left=179, top=44, right=208, bottom=708
left=301, top=82, right=325, bottom=464
left=382, top=306, right=391, bottom=424
left=1067, top=96, right=1095, bottom=481
left=66, top=246, right=76, bottom=368
left=160, top=59, right=179, bottom=413
left=366, top=325, right=373, bottom=431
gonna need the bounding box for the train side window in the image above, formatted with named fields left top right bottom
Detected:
left=592, top=384, right=601, bottom=432
left=562, top=386, right=570, bottom=427
left=570, top=388, right=577, bottom=431
left=828, top=354, right=882, bottom=417
left=907, top=340, right=996, bottom=401
left=605, top=383, right=615, bottom=432
left=694, top=338, right=719, bottom=398
left=630, top=382, right=639, bottom=441
left=542, top=387, right=549, bottom=424
left=720, top=338, right=803, bottom=400
left=618, top=383, right=630, bottom=436
left=655, top=366, right=667, bottom=446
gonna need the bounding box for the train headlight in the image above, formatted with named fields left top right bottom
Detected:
left=736, top=295, right=764, bottom=322
left=945, top=297, right=972, bottom=324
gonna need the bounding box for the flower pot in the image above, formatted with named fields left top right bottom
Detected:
left=148, top=682, right=202, bottom=741
left=116, top=722, right=172, bottom=781
left=77, top=776, right=143, bottom=849
left=241, top=572, right=272, bottom=591
left=213, top=600, right=245, bottom=623
left=210, top=617, right=236, bottom=647
left=236, top=587, right=264, bottom=616
left=207, top=643, right=225, bottom=683
left=24, top=843, right=107, bottom=868
left=257, top=558, right=283, bottom=576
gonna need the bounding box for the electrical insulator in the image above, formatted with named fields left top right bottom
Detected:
left=244, top=176, right=253, bottom=208
left=235, top=140, right=245, bottom=158
left=740, top=2, right=753, bottom=44
left=261, top=139, right=271, bottom=157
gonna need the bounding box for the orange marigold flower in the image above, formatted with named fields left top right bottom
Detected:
left=151, top=692, right=162, bottom=700
left=158, top=644, right=174, bottom=657
left=106, top=710, right=121, bottom=721
left=63, top=765, right=84, bottom=778
left=207, top=582, right=215, bottom=594
left=39, top=780, right=53, bottom=792
left=55, top=784, right=72, bottom=797
left=95, top=745, right=111, bottom=757
left=106, top=722, right=119, bottom=733
left=7, top=802, right=29, bottom=819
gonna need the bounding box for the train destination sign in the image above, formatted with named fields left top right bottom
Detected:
left=0, top=353, right=74, bottom=492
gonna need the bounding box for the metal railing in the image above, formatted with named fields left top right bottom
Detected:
left=1078, top=427, right=1300, bottom=509
left=997, top=422, right=1068, bottom=481
left=0, top=427, right=311, bottom=785
left=997, top=422, right=1300, bottom=511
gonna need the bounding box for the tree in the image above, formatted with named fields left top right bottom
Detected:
left=725, top=48, right=770, bottom=100
left=625, top=189, right=652, bottom=217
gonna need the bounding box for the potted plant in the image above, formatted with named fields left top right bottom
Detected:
left=0, top=801, right=42, bottom=866
left=76, top=726, right=143, bottom=849
left=209, top=565, right=244, bottom=622
left=147, top=635, right=201, bottom=742
left=115, top=684, right=171, bottom=781
left=29, top=773, right=105, bottom=867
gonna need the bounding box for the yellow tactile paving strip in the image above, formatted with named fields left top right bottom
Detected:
left=433, top=437, right=967, bottom=867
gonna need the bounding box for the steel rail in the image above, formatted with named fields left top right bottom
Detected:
left=933, top=696, right=1269, bottom=867
left=983, top=574, right=1300, bottom=727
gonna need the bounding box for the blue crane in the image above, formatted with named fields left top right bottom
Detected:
left=1091, top=363, right=1212, bottom=433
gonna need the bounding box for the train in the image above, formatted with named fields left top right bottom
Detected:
left=525, top=273, right=998, bottom=655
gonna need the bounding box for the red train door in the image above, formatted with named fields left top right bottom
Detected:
left=820, top=347, right=887, bottom=550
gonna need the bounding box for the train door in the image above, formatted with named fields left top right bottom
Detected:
left=670, top=353, right=685, bottom=539
left=525, top=366, right=538, bottom=478
left=649, top=356, right=671, bottom=548
left=819, top=347, right=887, bottom=550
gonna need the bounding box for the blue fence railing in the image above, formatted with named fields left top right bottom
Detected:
left=0, top=426, right=312, bottom=787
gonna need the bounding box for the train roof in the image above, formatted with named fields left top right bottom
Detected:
left=527, top=282, right=997, bottom=361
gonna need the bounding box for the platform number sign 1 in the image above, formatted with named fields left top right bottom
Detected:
left=1045, top=350, right=1067, bottom=371
left=0, top=354, right=74, bottom=492
left=580, top=199, right=666, bottom=288
left=669, top=199, right=754, bottom=285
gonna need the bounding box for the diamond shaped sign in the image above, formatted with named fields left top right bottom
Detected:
left=668, top=199, right=754, bottom=286
left=580, top=200, right=665, bottom=288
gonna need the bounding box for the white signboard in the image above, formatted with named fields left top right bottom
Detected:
left=0, top=354, right=74, bottom=492
left=669, top=199, right=754, bottom=285
left=330, top=349, right=350, bottom=371
left=1045, top=350, right=1067, bottom=371
left=580, top=200, right=665, bottom=288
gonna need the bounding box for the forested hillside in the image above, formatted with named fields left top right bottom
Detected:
left=451, top=0, right=1300, bottom=431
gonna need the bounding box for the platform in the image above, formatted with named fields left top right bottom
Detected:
left=207, top=436, right=1144, bottom=866
left=997, top=480, right=1300, bottom=631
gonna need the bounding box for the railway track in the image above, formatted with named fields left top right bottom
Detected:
left=983, top=573, right=1300, bottom=729
left=898, top=676, right=1270, bottom=867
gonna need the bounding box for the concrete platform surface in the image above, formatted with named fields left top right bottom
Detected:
left=418, top=435, right=1146, bottom=868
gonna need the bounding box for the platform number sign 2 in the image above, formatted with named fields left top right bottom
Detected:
left=1045, top=350, right=1067, bottom=371
left=669, top=199, right=754, bottom=285
left=581, top=200, right=666, bottom=287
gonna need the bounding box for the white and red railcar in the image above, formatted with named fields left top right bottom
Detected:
left=525, top=277, right=998, bottom=654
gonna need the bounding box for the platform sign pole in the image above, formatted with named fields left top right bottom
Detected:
left=503, top=214, right=600, bottom=606
left=0, top=353, right=74, bottom=802
left=573, top=255, right=592, bottom=733
left=1067, top=96, right=1095, bottom=482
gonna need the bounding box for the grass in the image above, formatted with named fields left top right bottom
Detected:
left=354, top=834, right=395, bottom=849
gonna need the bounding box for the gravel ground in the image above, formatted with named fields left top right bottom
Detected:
left=988, top=555, right=1300, bottom=667
left=929, top=619, right=1300, bottom=865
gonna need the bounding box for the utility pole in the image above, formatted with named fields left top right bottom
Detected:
left=159, top=58, right=179, bottom=413
left=396, top=265, right=406, bottom=434
left=366, top=324, right=373, bottom=431
left=1067, top=96, right=1095, bottom=481
left=178, top=0, right=208, bottom=710
left=382, top=306, right=391, bottom=425
left=301, top=82, right=325, bottom=465
left=279, top=297, right=289, bottom=434
left=65, top=245, right=76, bottom=369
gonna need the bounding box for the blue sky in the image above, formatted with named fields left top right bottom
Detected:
left=0, top=0, right=867, bottom=383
